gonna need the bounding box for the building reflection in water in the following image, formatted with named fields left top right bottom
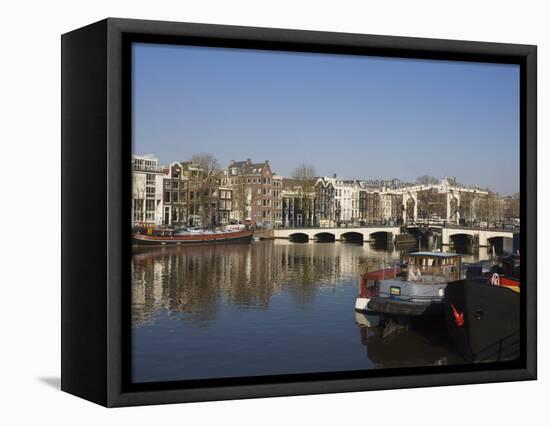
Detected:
left=132, top=240, right=410, bottom=325
left=131, top=240, right=486, bottom=381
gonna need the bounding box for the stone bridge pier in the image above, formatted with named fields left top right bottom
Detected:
left=441, top=227, right=516, bottom=248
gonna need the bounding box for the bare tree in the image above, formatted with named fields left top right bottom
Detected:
left=509, top=192, right=520, bottom=219
left=190, top=153, right=221, bottom=228
left=292, top=164, right=317, bottom=180
left=292, top=164, right=317, bottom=226
left=416, top=175, right=439, bottom=185
left=416, top=175, right=439, bottom=186
left=477, top=191, right=504, bottom=225
left=191, top=153, right=220, bottom=173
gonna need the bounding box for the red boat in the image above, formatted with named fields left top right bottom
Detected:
left=132, top=228, right=254, bottom=246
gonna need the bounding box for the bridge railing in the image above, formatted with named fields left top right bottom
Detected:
left=443, top=224, right=519, bottom=233
left=277, top=224, right=400, bottom=230
left=404, top=220, right=518, bottom=232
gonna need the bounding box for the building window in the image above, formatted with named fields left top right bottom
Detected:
left=146, top=187, right=155, bottom=198
left=133, top=199, right=144, bottom=221
left=164, top=191, right=171, bottom=204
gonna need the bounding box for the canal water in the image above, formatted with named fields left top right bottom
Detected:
left=131, top=240, right=489, bottom=383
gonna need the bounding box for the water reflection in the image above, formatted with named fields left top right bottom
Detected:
left=133, top=241, right=405, bottom=324
left=132, top=240, right=483, bottom=382
left=355, top=313, right=463, bottom=368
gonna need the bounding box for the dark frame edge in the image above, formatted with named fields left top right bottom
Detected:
left=523, top=45, right=537, bottom=380
left=61, top=18, right=110, bottom=406
left=105, top=17, right=537, bottom=57
left=108, top=367, right=534, bottom=407
left=106, top=18, right=125, bottom=408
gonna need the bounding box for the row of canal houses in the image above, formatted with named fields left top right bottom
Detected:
left=132, top=154, right=504, bottom=229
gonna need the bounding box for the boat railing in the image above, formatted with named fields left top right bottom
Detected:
left=364, top=263, right=402, bottom=281
left=473, top=330, right=520, bottom=362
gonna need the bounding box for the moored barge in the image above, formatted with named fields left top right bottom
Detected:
left=355, top=252, right=463, bottom=317
left=132, top=228, right=254, bottom=246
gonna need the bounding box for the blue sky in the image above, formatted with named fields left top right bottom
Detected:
left=132, top=43, right=520, bottom=194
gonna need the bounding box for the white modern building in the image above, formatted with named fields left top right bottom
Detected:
left=131, top=154, right=165, bottom=227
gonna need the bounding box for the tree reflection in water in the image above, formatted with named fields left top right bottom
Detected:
left=132, top=240, right=402, bottom=325
left=131, top=240, right=483, bottom=382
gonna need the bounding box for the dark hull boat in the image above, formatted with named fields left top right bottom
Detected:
left=132, top=229, right=254, bottom=246
left=443, top=279, right=520, bottom=362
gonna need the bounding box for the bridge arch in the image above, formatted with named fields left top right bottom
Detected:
left=314, top=232, right=335, bottom=243
left=289, top=232, right=309, bottom=243
left=449, top=233, right=474, bottom=246
left=341, top=231, right=364, bottom=244
left=369, top=231, right=392, bottom=245
left=488, top=236, right=514, bottom=254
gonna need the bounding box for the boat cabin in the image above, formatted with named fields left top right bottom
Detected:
left=402, top=252, right=462, bottom=283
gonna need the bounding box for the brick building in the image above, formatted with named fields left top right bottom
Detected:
left=223, top=159, right=282, bottom=227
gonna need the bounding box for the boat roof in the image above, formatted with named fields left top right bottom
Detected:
left=406, top=251, right=461, bottom=258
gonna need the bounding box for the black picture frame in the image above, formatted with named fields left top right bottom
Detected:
left=61, top=17, right=537, bottom=407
